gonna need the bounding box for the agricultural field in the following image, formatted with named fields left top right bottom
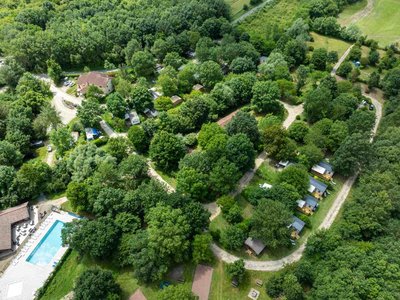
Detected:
left=308, top=32, right=352, bottom=57
left=354, top=0, right=400, bottom=46
left=238, top=0, right=310, bottom=38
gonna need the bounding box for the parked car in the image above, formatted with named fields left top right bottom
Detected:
left=47, top=145, right=53, bottom=152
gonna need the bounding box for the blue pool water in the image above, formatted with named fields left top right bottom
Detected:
left=26, top=220, right=65, bottom=266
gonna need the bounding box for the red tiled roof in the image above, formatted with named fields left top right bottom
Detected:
left=77, top=72, right=111, bottom=93
left=217, top=109, right=239, bottom=127
left=129, top=289, right=146, bottom=300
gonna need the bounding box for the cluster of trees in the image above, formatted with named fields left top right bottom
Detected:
left=0, top=73, right=62, bottom=209
left=267, top=84, right=400, bottom=299
left=59, top=143, right=212, bottom=284
left=0, top=0, right=230, bottom=71
left=309, top=0, right=364, bottom=41
left=175, top=112, right=257, bottom=202
left=218, top=164, right=311, bottom=252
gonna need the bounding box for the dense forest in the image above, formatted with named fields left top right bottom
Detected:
left=1, top=0, right=400, bottom=299
left=0, top=0, right=230, bottom=71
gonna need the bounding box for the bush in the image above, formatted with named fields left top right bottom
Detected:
left=92, top=136, right=108, bottom=147
left=336, top=61, right=352, bottom=77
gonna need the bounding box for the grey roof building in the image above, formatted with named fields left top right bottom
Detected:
left=290, top=216, right=305, bottom=234
left=308, top=176, right=328, bottom=195
left=244, top=237, right=266, bottom=256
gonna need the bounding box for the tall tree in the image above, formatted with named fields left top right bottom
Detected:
left=250, top=200, right=291, bottom=249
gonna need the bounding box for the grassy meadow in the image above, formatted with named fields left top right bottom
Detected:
left=355, top=0, right=400, bottom=46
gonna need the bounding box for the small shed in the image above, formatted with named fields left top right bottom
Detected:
left=289, top=216, right=305, bottom=239
left=308, top=176, right=328, bottom=199
left=149, top=87, right=162, bottom=100
left=245, top=237, right=266, bottom=256
left=193, top=84, right=204, bottom=92
left=171, top=95, right=183, bottom=106
left=85, top=128, right=100, bottom=141
left=259, top=183, right=272, bottom=190
left=125, top=110, right=140, bottom=126
left=143, top=108, right=158, bottom=118
left=311, top=161, right=334, bottom=180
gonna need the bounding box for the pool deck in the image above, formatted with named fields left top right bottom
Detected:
left=0, top=212, right=76, bottom=300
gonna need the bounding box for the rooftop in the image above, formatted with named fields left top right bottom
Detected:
left=291, top=216, right=305, bottom=233
left=77, top=72, right=111, bottom=93
left=309, top=176, right=328, bottom=194
left=0, top=202, right=29, bottom=251
left=245, top=237, right=266, bottom=255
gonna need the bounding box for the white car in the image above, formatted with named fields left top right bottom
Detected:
left=47, top=145, right=53, bottom=152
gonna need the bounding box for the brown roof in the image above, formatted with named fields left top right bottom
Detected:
left=0, top=202, right=29, bottom=251
left=77, top=72, right=111, bottom=93
left=217, top=109, right=239, bottom=127
left=192, top=264, right=213, bottom=300
left=129, top=289, right=146, bottom=300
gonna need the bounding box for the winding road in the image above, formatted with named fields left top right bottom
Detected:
left=211, top=45, right=384, bottom=271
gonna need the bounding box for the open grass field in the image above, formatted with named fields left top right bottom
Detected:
left=308, top=32, right=352, bottom=57
left=355, top=0, right=400, bottom=46
left=40, top=251, right=196, bottom=300
left=226, top=0, right=252, bottom=18
left=239, top=0, right=310, bottom=38
left=210, top=260, right=276, bottom=300
left=338, top=0, right=368, bottom=25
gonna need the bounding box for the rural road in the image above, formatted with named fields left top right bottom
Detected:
left=232, top=0, right=273, bottom=24
left=331, top=44, right=354, bottom=76
left=212, top=45, right=383, bottom=270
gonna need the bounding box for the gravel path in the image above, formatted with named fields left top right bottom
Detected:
left=347, top=0, right=374, bottom=25
left=211, top=46, right=383, bottom=270
left=331, top=45, right=354, bottom=76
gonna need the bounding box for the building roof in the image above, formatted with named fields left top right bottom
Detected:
left=309, top=176, right=328, bottom=194
left=193, top=84, right=204, bottom=91
left=318, top=161, right=334, bottom=173
left=297, top=200, right=306, bottom=208
left=259, top=183, right=272, bottom=190
left=0, top=202, right=29, bottom=251
left=217, top=109, right=239, bottom=127
left=291, top=216, right=305, bottom=233
left=171, top=95, right=182, bottom=104
left=304, top=195, right=318, bottom=209
left=126, top=110, right=140, bottom=125
left=311, top=164, right=326, bottom=175
left=129, top=289, right=146, bottom=300
left=77, top=72, right=111, bottom=93
left=312, top=161, right=334, bottom=175
left=245, top=237, right=266, bottom=255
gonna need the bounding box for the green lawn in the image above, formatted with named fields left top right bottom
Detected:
left=40, top=251, right=196, bottom=300
left=226, top=0, right=252, bottom=18
left=338, top=0, right=368, bottom=25
left=355, top=0, right=400, bottom=46
left=239, top=0, right=310, bottom=38
left=309, top=32, right=352, bottom=57
left=210, top=260, right=276, bottom=300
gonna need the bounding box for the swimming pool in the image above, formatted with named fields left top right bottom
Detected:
left=26, top=220, right=65, bottom=266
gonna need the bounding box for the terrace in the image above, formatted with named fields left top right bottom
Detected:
left=0, top=212, right=77, bottom=300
